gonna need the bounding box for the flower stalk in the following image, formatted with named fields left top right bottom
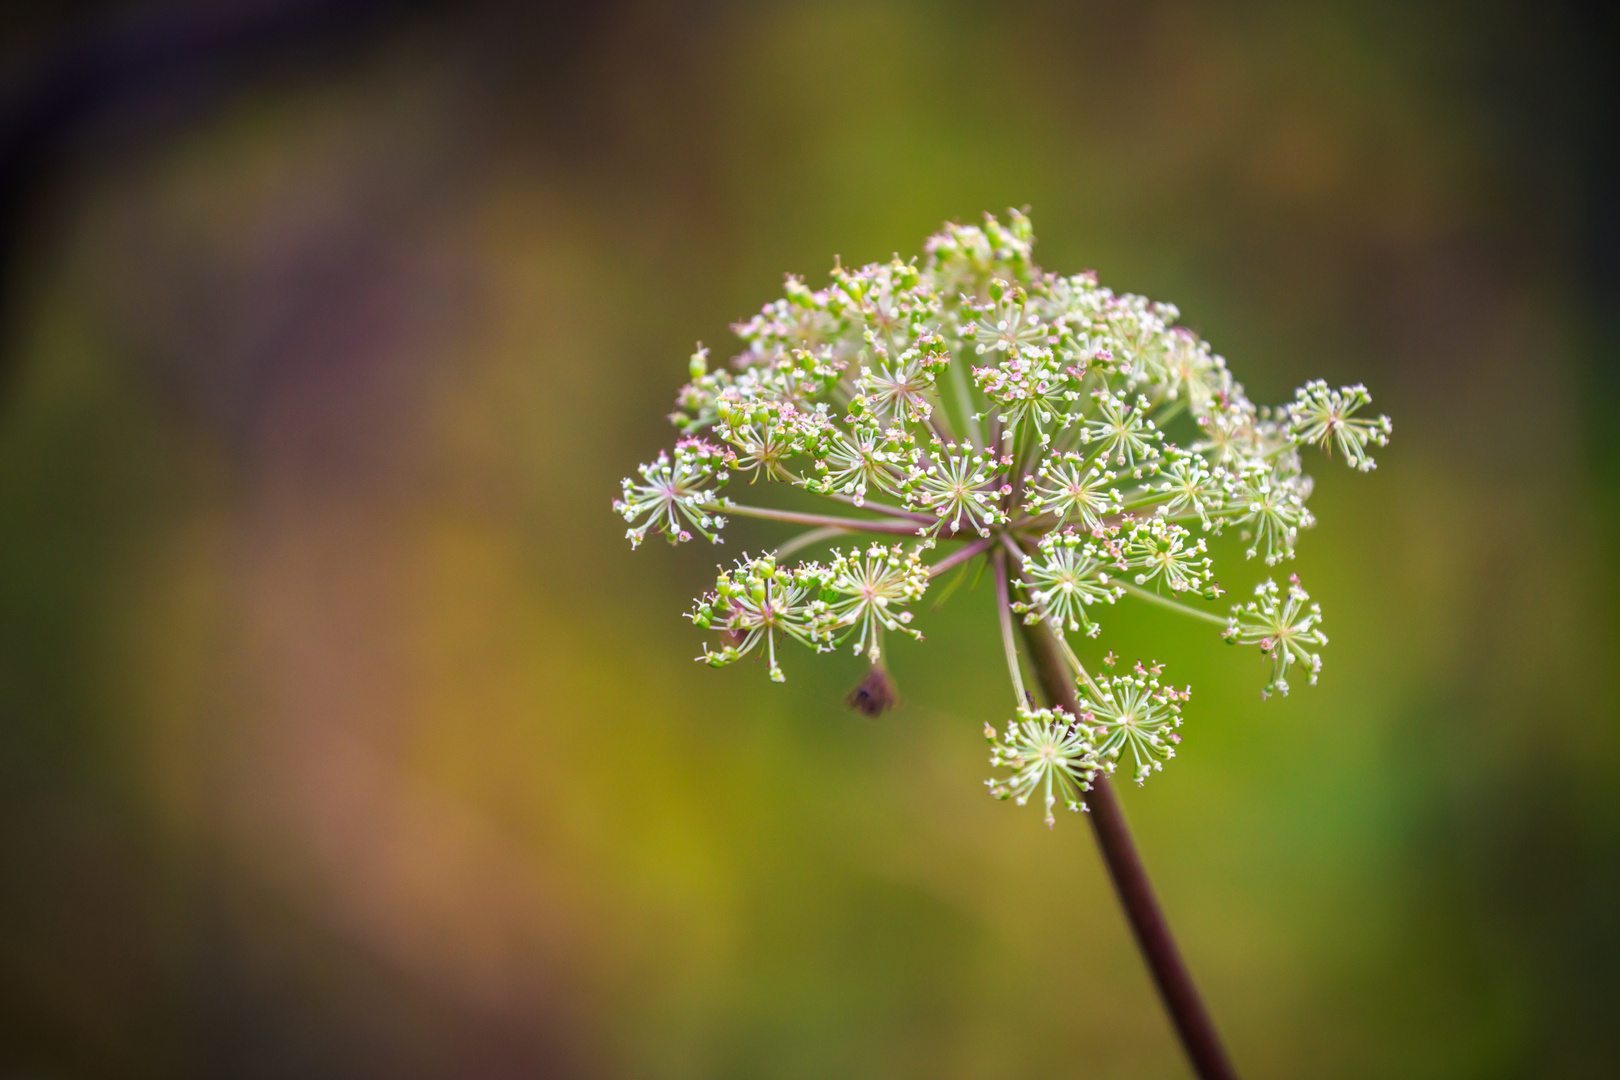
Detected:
left=1018, top=615, right=1239, bottom=1080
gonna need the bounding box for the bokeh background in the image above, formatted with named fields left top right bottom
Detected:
left=1, top=2, right=1616, bottom=1077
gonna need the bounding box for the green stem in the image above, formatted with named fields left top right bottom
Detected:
left=1149, top=397, right=1187, bottom=429
left=992, top=548, right=1027, bottom=707
left=948, top=351, right=984, bottom=451
left=1116, top=581, right=1229, bottom=626
left=1054, top=633, right=1107, bottom=699
left=772, top=526, right=848, bottom=560
left=771, top=465, right=934, bottom=523
left=714, top=502, right=929, bottom=536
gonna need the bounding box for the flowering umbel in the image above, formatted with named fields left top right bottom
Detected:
left=617, top=211, right=1390, bottom=825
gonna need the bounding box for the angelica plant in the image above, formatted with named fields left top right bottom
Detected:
left=614, top=212, right=1389, bottom=1080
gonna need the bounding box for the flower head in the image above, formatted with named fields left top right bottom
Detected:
left=619, top=211, right=1387, bottom=826
left=714, top=398, right=824, bottom=482
left=819, top=542, right=932, bottom=662
left=1223, top=575, right=1328, bottom=698
left=906, top=440, right=1010, bottom=537
left=1023, top=452, right=1122, bottom=530
left=805, top=422, right=912, bottom=506
left=1121, top=517, right=1213, bottom=595
left=614, top=439, right=730, bottom=548
left=1225, top=464, right=1314, bottom=565
left=964, top=283, right=1050, bottom=359
left=1288, top=381, right=1391, bottom=472
left=986, top=706, right=1101, bottom=827
left=1152, top=450, right=1225, bottom=530
left=1013, top=529, right=1123, bottom=639
left=1083, top=388, right=1163, bottom=472
left=1082, top=663, right=1189, bottom=785
left=854, top=337, right=950, bottom=425
left=1160, top=330, right=1229, bottom=419
left=690, top=555, right=829, bottom=682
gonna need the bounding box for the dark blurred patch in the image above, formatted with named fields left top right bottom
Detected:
left=0, top=0, right=629, bottom=397
left=845, top=666, right=899, bottom=718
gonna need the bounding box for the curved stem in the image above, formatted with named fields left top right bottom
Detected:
left=1116, top=580, right=1229, bottom=626
left=948, top=352, right=984, bottom=451
left=1117, top=491, right=1171, bottom=512
left=715, top=502, right=929, bottom=536
left=926, top=535, right=996, bottom=579
left=821, top=491, right=934, bottom=523
left=997, top=530, right=1027, bottom=567
left=1017, top=616, right=1240, bottom=1080
left=776, top=469, right=934, bottom=523
left=992, top=549, right=1027, bottom=708
left=772, top=526, right=848, bottom=560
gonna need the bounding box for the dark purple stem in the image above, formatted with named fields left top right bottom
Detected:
left=1018, top=615, right=1240, bottom=1080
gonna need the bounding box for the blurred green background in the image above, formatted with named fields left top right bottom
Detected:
left=1, top=2, right=1616, bottom=1077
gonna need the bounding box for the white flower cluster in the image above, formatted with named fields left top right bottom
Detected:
left=617, top=211, right=1390, bottom=823
left=688, top=544, right=931, bottom=682
left=1082, top=659, right=1190, bottom=786
left=986, top=707, right=1102, bottom=828
left=1222, top=574, right=1329, bottom=699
